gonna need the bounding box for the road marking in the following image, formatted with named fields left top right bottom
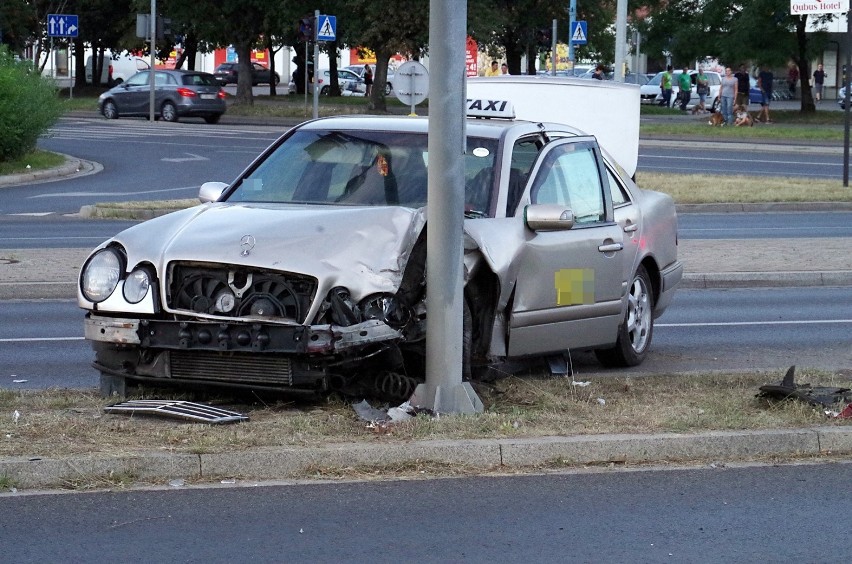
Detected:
left=162, top=152, right=208, bottom=163
left=658, top=319, right=852, bottom=327
left=29, top=185, right=198, bottom=198
left=639, top=153, right=841, bottom=167
left=8, top=212, right=53, bottom=216
left=0, top=337, right=85, bottom=343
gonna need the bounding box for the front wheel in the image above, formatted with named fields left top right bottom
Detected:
left=102, top=100, right=119, bottom=119
left=161, top=101, right=178, bottom=122
left=710, top=97, right=720, bottom=113
left=595, top=265, right=654, bottom=367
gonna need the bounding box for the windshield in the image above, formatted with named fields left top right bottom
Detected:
left=226, top=129, right=499, bottom=216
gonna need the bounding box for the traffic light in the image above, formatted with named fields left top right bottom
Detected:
left=297, top=16, right=314, bottom=43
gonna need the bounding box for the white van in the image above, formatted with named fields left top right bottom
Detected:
left=86, top=51, right=150, bottom=85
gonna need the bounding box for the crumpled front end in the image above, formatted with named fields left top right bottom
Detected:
left=80, top=204, right=429, bottom=398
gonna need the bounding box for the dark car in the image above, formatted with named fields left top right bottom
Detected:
left=214, top=62, right=280, bottom=86
left=98, top=70, right=226, bottom=124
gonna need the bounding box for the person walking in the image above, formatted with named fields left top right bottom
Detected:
left=787, top=63, right=799, bottom=97
left=363, top=64, right=373, bottom=97
left=734, top=64, right=750, bottom=109
left=695, top=66, right=710, bottom=113
left=757, top=65, right=774, bottom=123
left=717, top=66, right=738, bottom=125
left=660, top=64, right=673, bottom=107
left=677, top=65, right=692, bottom=111
left=813, top=63, right=825, bottom=102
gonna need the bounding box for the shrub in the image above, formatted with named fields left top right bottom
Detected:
left=0, top=47, right=63, bottom=162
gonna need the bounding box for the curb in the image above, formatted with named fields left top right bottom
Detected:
left=0, top=155, right=101, bottom=188
left=3, top=427, right=850, bottom=490
left=681, top=271, right=852, bottom=289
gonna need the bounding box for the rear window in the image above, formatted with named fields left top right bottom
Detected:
left=182, top=73, right=219, bottom=86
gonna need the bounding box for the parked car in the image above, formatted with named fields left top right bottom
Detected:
left=289, top=68, right=365, bottom=96
left=840, top=86, right=848, bottom=108
left=214, top=62, right=280, bottom=86
left=576, top=69, right=650, bottom=85
left=98, top=70, right=226, bottom=123
left=642, top=70, right=722, bottom=110
left=79, top=78, right=681, bottom=399
left=86, top=51, right=150, bottom=85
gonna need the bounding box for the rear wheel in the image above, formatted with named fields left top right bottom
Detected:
left=320, top=85, right=330, bottom=96
left=204, top=113, right=222, bottom=124
left=161, top=101, right=178, bottom=122
left=384, top=83, right=392, bottom=95
left=102, top=100, right=119, bottom=119
left=595, top=265, right=654, bottom=367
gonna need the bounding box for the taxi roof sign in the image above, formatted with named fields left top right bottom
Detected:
left=466, top=98, right=515, bottom=119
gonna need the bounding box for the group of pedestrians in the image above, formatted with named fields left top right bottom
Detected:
left=716, top=64, right=774, bottom=126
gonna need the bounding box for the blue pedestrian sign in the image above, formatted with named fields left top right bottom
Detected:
left=570, top=21, right=587, bottom=45
left=316, top=15, right=336, bottom=42
left=48, top=14, right=78, bottom=38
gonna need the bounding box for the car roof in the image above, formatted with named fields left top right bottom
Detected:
left=297, top=115, right=573, bottom=141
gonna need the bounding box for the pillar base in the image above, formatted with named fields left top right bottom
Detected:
left=410, top=382, right=483, bottom=414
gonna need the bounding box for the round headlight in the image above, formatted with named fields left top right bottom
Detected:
left=123, top=268, right=151, bottom=304
left=81, top=249, right=122, bottom=303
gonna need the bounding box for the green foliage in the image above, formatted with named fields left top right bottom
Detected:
left=0, top=47, right=62, bottom=162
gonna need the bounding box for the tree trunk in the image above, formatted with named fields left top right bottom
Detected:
left=74, top=37, right=86, bottom=89
left=266, top=37, right=278, bottom=97
left=526, top=44, right=537, bottom=75
left=370, top=45, right=393, bottom=112
left=796, top=16, right=816, bottom=113
left=235, top=41, right=253, bottom=106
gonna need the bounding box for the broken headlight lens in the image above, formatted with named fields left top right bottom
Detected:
left=81, top=248, right=123, bottom=303
left=359, top=293, right=409, bottom=328
left=123, top=268, right=151, bottom=304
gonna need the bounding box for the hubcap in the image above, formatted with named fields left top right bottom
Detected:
left=626, top=275, right=651, bottom=353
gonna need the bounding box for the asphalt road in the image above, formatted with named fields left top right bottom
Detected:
left=2, top=462, right=851, bottom=562
left=4, top=286, right=851, bottom=391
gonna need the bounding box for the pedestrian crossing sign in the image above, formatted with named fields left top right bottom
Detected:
left=317, top=15, right=336, bottom=42
left=571, top=21, right=587, bottom=45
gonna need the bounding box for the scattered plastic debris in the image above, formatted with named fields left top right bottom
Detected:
left=352, top=399, right=388, bottom=422
left=169, top=479, right=185, bottom=488
left=596, top=398, right=606, bottom=406
left=13, top=410, right=20, bottom=424
left=12, top=380, right=27, bottom=384
left=220, top=478, right=236, bottom=485
left=571, top=380, right=592, bottom=387
left=104, top=400, right=248, bottom=424
left=758, top=366, right=852, bottom=407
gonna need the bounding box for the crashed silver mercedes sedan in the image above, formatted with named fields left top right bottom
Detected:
left=79, top=81, right=682, bottom=398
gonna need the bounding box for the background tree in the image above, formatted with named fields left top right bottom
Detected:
left=338, top=0, right=429, bottom=111
left=639, top=0, right=832, bottom=112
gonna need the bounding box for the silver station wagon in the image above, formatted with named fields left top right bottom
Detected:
left=79, top=79, right=682, bottom=399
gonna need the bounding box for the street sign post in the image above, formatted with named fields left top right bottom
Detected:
left=47, top=14, right=78, bottom=37
left=316, top=15, right=336, bottom=42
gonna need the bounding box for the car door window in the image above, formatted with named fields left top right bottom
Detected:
left=506, top=136, right=543, bottom=216
left=126, top=72, right=149, bottom=86
left=530, top=142, right=606, bottom=224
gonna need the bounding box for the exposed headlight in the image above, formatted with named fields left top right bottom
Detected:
left=81, top=249, right=123, bottom=303
left=123, top=268, right=151, bottom=304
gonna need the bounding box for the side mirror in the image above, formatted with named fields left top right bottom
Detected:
left=524, top=203, right=575, bottom=231
left=198, top=181, right=228, bottom=203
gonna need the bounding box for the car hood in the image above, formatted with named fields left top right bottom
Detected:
left=109, top=203, right=427, bottom=300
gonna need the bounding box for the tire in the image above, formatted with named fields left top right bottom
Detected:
left=161, top=101, right=178, bottom=122
left=710, top=97, right=720, bottom=113
left=102, top=99, right=119, bottom=119
left=384, top=83, right=392, bottom=95
left=320, top=85, right=330, bottom=96
left=273, top=75, right=280, bottom=85
left=595, top=265, right=654, bottom=368
left=204, top=113, right=221, bottom=124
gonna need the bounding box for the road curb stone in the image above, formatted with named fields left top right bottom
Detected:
left=2, top=427, right=849, bottom=490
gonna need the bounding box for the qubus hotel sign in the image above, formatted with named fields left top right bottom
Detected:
left=791, top=0, right=849, bottom=14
